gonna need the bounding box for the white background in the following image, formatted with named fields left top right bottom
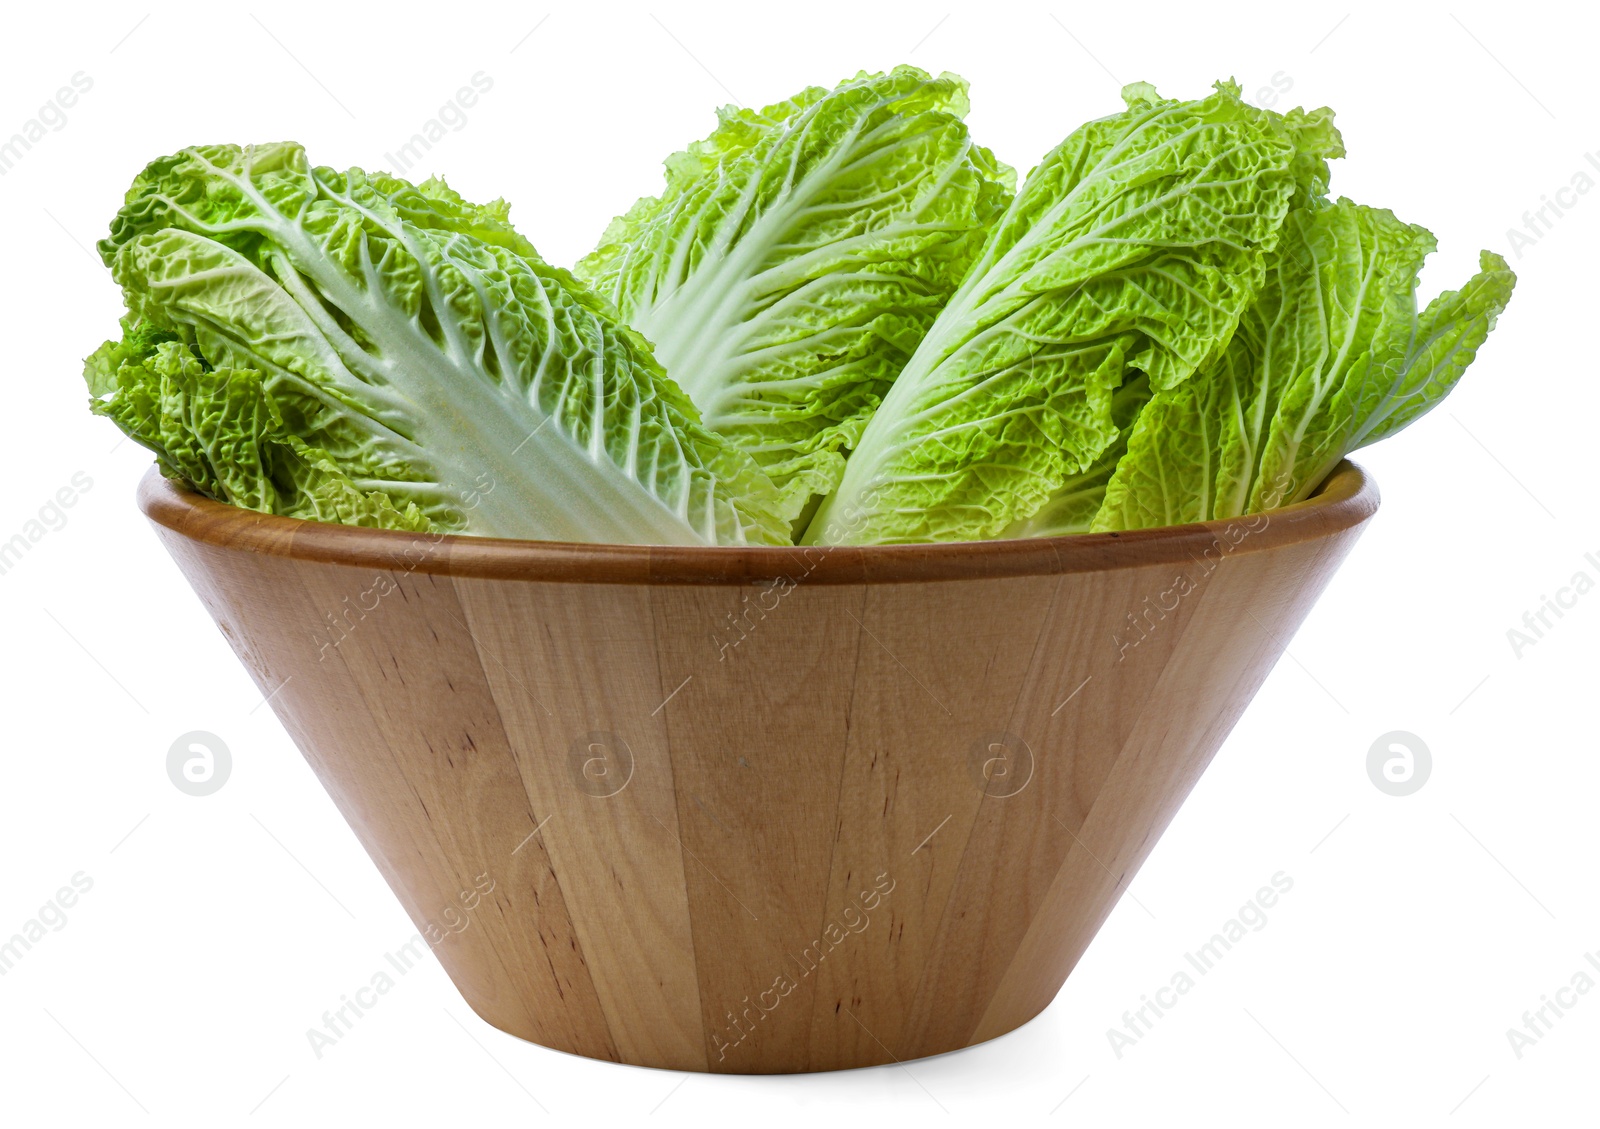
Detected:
left=1, top=2, right=1593, bottom=1125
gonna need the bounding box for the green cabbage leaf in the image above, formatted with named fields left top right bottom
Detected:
left=87, top=143, right=788, bottom=545
left=1093, top=199, right=1516, bottom=529
left=804, top=80, right=1343, bottom=545
left=577, top=67, right=1012, bottom=525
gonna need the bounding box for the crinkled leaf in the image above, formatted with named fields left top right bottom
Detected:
left=1251, top=248, right=1515, bottom=508
left=91, top=335, right=434, bottom=530
left=90, top=142, right=788, bottom=544
left=577, top=67, right=1013, bottom=522
left=1002, top=375, right=1150, bottom=537
left=1091, top=198, right=1513, bottom=531
left=805, top=80, right=1343, bottom=544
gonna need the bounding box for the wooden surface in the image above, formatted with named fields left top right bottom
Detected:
left=141, top=463, right=1378, bottom=1072
left=138, top=461, right=1376, bottom=584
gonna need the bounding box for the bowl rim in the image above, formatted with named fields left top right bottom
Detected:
left=137, top=460, right=1378, bottom=586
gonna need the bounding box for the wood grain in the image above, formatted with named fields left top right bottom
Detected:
left=140, top=462, right=1377, bottom=1072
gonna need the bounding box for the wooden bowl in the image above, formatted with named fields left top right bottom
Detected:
left=139, top=461, right=1377, bottom=1073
